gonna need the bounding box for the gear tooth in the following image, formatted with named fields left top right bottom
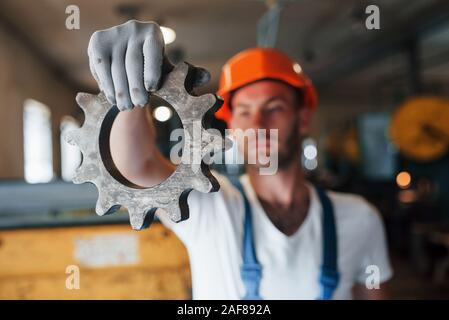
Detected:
left=189, top=173, right=212, bottom=193
left=223, top=136, right=234, bottom=151
left=128, top=208, right=155, bottom=230
left=196, top=93, right=218, bottom=114
left=76, top=92, right=96, bottom=112
left=95, top=193, right=113, bottom=216
left=63, top=128, right=80, bottom=146
left=193, top=93, right=223, bottom=124
left=72, top=166, right=87, bottom=184
left=202, top=131, right=225, bottom=155
left=72, top=159, right=100, bottom=184
left=174, top=62, right=190, bottom=84
left=162, top=198, right=190, bottom=222
left=165, top=202, right=184, bottom=223
left=169, top=62, right=191, bottom=92
left=73, top=167, right=98, bottom=185
left=128, top=210, right=143, bottom=230
left=72, top=173, right=84, bottom=184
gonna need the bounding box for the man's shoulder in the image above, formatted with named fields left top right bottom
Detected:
left=325, top=189, right=383, bottom=232
left=327, top=189, right=375, bottom=212
left=187, top=170, right=241, bottom=209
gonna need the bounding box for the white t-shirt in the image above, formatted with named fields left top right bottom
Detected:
left=158, top=172, right=393, bottom=300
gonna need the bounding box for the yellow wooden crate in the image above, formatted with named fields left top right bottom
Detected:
left=0, top=223, right=192, bottom=299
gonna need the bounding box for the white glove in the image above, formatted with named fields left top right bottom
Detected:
left=88, top=20, right=210, bottom=111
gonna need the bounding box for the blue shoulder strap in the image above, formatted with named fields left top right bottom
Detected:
left=315, top=185, right=340, bottom=300
left=232, top=178, right=263, bottom=300
left=232, top=177, right=339, bottom=300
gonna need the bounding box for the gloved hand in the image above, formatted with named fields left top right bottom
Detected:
left=88, top=20, right=210, bottom=111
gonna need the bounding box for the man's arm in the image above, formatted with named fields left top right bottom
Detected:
left=352, top=200, right=394, bottom=300
left=110, top=106, right=174, bottom=187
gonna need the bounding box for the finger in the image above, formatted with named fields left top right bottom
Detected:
left=90, top=54, right=115, bottom=105
left=88, top=59, right=99, bottom=87
left=111, top=45, right=133, bottom=110
left=143, top=27, right=165, bottom=92
left=125, top=40, right=148, bottom=107
left=88, top=38, right=115, bottom=104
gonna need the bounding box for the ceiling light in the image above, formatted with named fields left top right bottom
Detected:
left=396, top=171, right=411, bottom=189
left=293, top=62, right=302, bottom=74
left=304, top=158, right=318, bottom=171
left=153, top=106, right=172, bottom=122
left=304, top=145, right=317, bottom=160
left=161, top=26, right=176, bottom=45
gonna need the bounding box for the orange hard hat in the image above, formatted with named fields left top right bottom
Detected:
left=216, top=47, right=318, bottom=123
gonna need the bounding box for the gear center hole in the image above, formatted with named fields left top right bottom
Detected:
left=99, top=95, right=184, bottom=189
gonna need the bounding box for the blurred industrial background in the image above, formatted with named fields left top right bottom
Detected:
left=1, top=0, right=449, bottom=299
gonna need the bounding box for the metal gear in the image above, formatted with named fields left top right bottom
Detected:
left=65, top=62, right=226, bottom=230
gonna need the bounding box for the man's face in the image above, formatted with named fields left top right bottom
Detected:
left=229, top=80, right=313, bottom=170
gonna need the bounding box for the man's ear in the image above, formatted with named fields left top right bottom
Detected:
left=297, top=106, right=314, bottom=136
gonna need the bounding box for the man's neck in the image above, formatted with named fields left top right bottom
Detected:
left=247, top=160, right=307, bottom=205
left=245, top=161, right=311, bottom=236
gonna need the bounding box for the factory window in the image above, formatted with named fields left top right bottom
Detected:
left=60, top=116, right=82, bottom=182
left=23, top=99, right=54, bottom=183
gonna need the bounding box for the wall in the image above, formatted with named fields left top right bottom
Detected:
left=0, top=22, right=77, bottom=180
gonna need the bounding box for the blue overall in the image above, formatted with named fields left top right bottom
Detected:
left=232, top=179, right=340, bottom=300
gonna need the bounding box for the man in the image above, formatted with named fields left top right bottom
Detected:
left=88, top=20, right=392, bottom=299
